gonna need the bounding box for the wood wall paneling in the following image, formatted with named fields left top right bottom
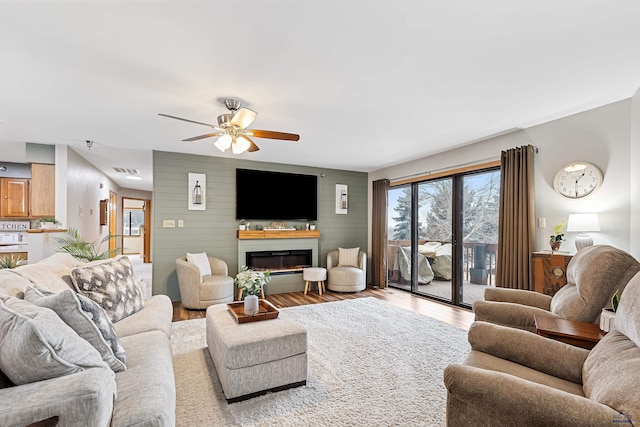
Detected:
left=152, top=151, right=368, bottom=301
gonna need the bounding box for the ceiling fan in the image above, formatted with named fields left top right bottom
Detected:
left=159, top=98, right=300, bottom=154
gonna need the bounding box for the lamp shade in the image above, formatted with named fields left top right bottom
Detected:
left=567, top=213, right=601, bottom=251
left=566, top=213, right=601, bottom=232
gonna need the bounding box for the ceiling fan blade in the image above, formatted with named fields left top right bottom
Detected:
left=158, top=113, right=215, bottom=128
left=230, top=107, right=258, bottom=129
left=248, top=129, right=300, bottom=141
left=239, top=135, right=260, bottom=152
left=182, top=132, right=224, bottom=142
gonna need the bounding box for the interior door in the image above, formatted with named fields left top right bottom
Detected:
left=108, top=191, right=117, bottom=255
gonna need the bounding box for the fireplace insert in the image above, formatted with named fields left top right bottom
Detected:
left=246, top=249, right=312, bottom=275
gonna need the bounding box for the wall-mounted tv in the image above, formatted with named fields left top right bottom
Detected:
left=236, top=168, right=318, bottom=220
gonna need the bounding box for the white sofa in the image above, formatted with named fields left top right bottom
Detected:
left=0, top=253, right=175, bottom=427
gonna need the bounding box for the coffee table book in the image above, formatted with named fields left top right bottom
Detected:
left=227, top=299, right=280, bottom=323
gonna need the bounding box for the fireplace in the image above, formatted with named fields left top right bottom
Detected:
left=246, top=249, right=312, bottom=275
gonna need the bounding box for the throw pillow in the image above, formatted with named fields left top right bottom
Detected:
left=24, top=286, right=126, bottom=373
left=338, top=247, right=360, bottom=268
left=187, top=252, right=212, bottom=279
left=0, top=298, right=110, bottom=385
left=71, top=256, right=145, bottom=323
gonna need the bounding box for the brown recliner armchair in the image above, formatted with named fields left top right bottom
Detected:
left=444, top=269, right=640, bottom=426
left=473, top=245, right=640, bottom=331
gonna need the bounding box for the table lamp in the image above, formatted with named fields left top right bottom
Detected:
left=566, top=213, right=601, bottom=251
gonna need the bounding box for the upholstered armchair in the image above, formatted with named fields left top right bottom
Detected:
left=473, top=245, right=640, bottom=331
left=444, top=269, right=640, bottom=426
left=175, top=256, right=234, bottom=309
left=326, top=248, right=367, bottom=292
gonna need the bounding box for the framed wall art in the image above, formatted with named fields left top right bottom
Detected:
left=188, top=173, right=206, bottom=210
left=336, top=184, right=348, bottom=214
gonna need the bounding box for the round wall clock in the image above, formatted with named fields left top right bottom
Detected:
left=553, top=162, right=603, bottom=199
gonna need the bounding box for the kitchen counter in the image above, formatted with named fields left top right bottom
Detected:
left=0, top=244, right=28, bottom=254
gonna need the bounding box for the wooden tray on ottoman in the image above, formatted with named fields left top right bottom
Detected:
left=227, top=299, right=280, bottom=324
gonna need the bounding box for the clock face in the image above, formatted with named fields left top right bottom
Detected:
left=553, top=162, right=603, bottom=199
left=551, top=266, right=565, bottom=279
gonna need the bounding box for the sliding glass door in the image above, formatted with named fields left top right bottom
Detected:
left=461, top=171, right=500, bottom=305
left=387, top=167, right=500, bottom=307
left=416, top=178, right=453, bottom=301
left=387, top=185, right=414, bottom=291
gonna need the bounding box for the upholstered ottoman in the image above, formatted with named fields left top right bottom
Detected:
left=205, top=304, right=308, bottom=402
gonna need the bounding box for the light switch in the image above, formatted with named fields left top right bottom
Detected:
left=178, top=220, right=184, bottom=228
left=163, top=220, right=176, bottom=228
left=538, top=217, right=546, bottom=228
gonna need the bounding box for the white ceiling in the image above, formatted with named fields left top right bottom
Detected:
left=1, top=1, right=640, bottom=192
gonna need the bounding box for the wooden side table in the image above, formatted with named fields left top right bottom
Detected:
left=531, top=251, right=573, bottom=296
left=534, top=316, right=606, bottom=350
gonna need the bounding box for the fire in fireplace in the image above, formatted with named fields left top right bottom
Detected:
left=246, top=249, right=312, bottom=275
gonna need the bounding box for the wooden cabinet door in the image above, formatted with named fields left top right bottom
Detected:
left=532, top=252, right=573, bottom=296
left=1, top=178, right=30, bottom=217
left=30, top=163, right=55, bottom=217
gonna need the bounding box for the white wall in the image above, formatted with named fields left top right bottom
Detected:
left=630, top=88, right=640, bottom=258
left=65, top=148, right=119, bottom=245
left=370, top=98, right=637, bottom=257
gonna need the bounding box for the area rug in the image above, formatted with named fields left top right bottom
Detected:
left=170, top=297, right=470, bottom=426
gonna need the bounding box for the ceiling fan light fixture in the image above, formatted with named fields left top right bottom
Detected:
left=232, top=136, right=251, bottom=154
left=214, top=134, right=233, bottom=152
left=230, top=108, right=258, bottom=129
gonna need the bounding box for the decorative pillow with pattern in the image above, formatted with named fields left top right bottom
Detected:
left=0, top=298, right=110, bottom=385
left=24, top=286, right=126, bottom=373
left=70, top=256, right=144, bottom=323
left=338, top=247, right=361, bottom=267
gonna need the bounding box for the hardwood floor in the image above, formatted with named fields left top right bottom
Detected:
left=172, top=287, right=475, bottom=330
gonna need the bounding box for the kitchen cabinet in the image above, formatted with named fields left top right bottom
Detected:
left=30, top=163, right=55, bottom=217
left=532, top=251, right=573, bottom=296
left=0, top=178, right=30, bottom=217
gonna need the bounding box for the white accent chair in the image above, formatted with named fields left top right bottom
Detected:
left=176, top=256, right=234, bottom=309
left=326, top=250, right=366, bottom=292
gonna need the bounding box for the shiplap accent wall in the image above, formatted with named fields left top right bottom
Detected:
left=152, top=151, right=368, bottom=301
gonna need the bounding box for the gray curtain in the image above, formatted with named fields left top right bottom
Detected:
left=496, top=145, right=536, bottom=290
left=371, top=179, right=389, bottom=288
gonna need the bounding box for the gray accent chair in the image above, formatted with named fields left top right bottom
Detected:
left=176, top=256, right=234, bottom=309
left=326, top=250, right=366, bottom=292
left=444, top=268, right=640, bottom=426
left=473, top=245, right=640, bottom=332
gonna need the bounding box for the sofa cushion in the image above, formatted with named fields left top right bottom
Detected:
left=186, top=252, right=211, bottom=279
left=12, top=254, right=78, bottom=293
left=583, top=331, right=640, bottom=423
left=24, top=286, right=126, bottom=373
left=338, top=247, right=360, bottom=267
left=0, top=298, right=108, bottom=385
left=113, top=294, right=173, bottom=339
left=112, top=331, right=176, bottom=427
left=71, top=256, right=144, bottom=323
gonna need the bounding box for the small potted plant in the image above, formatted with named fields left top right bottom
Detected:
left=37, top=217, right=61, bottom=230
left=549, top=219, right=566, bottom=252
left=234, top=266, right=271, bottom=315
left=309, top=221, right=317, bottom=231
left=238, top=219, right=248, bottom=231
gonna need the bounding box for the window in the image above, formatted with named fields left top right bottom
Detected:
left=123, top=209, right=144, bottom=236
left=387, top=166, right=500, bottom=307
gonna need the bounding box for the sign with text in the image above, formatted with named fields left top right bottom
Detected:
left=0, top=221, right=30, bottom=231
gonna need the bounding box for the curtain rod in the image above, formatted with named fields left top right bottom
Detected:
left=390, top=156, right=499, bottom=182
left=390, top=144, right=538, bottom=183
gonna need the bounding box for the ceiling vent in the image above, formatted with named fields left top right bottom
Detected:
left=113, top=167, right=140, bottom=175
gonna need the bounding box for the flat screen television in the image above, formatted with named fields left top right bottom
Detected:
left=236, top=168, right=318, bottom=220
